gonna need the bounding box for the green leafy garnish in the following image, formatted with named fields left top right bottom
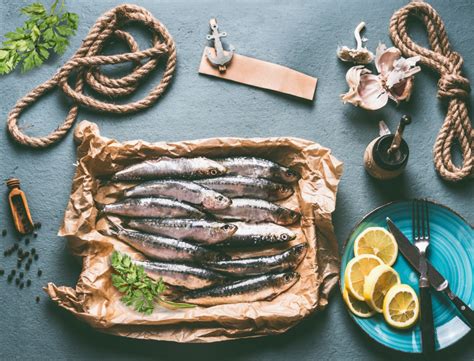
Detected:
left=0, top=0, right=78, bottom=74
left=111, top=251, right=195, bottom=315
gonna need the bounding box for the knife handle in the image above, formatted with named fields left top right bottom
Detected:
left=448, top=291, right=474, bottom=328
left=419, top=285, right=436, bottom=354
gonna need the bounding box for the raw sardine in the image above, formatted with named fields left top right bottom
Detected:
left=134, top=260, right=226, bottom=289
left=210, top=198, right=300, bottom=225
left=124, top=180, right=231, bottom=210
left=216, top=157, right=300, bottom=183
left=205, top=243, right=307, bottom=276
left=181, top=271, right=300, bottom=306
left=126, top=218, right=238, bottom=245
left=108, top=222, right=229, bottom=263
left=101, top=197, right=205, bottom=218
left=112, top=157, right=227, bottom=181
left=196, top=176, right=293, bottom=201
left=216, top=222, right=297, bottom=247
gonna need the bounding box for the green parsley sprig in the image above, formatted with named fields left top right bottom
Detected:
left=111, top=251, right=195, bottom=315
left=0, top=0, right=78, bottom=74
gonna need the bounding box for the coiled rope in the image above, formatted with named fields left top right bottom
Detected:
left=390, top=1, right=473, bottom=182
left=7, top=4, right=176, bottom=148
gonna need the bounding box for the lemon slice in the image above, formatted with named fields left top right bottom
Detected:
left=342, top=287, right=376, bottom=318
left=363, top=264, right=400, bottom=313
left=383, top=284, right=419, bottom=329
left=354, top=227, right=398, bottom=266
left=344, top=254, right=383, bottom=301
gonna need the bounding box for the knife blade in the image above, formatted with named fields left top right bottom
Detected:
left=387, top=217, right=474, bottom=328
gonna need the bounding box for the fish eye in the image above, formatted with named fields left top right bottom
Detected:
left=284, top=274, right=294, bottom=282
left=216, top=195, right=224, bottom=201
left=209, top=168, right=219, bottom=176
left=280, top=234, right=289, bottom=241
left=286, top=170, right=296, bottom=177
left=222, top=224, right=230, bottom=230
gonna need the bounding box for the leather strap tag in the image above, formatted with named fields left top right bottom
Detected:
left=199, top=47, right=318, bottom=101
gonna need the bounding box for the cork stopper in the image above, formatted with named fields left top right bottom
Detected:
left=6, top=178, right=20, bottom=189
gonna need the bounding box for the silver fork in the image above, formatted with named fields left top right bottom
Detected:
left=413, top=199, right=435, bottom=354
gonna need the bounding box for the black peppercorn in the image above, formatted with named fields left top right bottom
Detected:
left=19, top=282, right=24, bottom=289
left=37, top=269, right=42, bottom=277
left=35, top=296, right=40, bottom=303
left=34, top=254, right=38, bottom=261
left=2, top=229, right=7, bottom=236
left=26, top=279, right=31, bottom=287
left=7, top=275, right=13, bottom=283
left=15, top=278, right=20, bottom=285
left=25, top=238, right=30, bottom=245
left=19, top=272, right=24, bottom=279
left=0, top=269, right=4, bottom=276
left=24, top=251, right=30, bottom=258
left=35, top=222, right=41, bottom=229
left=3, top=251, right=7, bottom=257
left=31, top=248, right=36, bottom=254
left=33, top=233, right=38, bottom=238
left=25, top=264, right=30, bottom=271
left=11, top=269, right=16, bottom=276
left=12, top=244, right=18, bottom=251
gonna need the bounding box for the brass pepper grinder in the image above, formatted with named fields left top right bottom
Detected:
left=6, top=178, right=35, bottom=234
left=364, top=115, right=411, bottom=180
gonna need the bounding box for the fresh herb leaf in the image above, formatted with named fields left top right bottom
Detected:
left=110, top=251, right=195, bottom=314
left=0, top=0, right=78, bottom=74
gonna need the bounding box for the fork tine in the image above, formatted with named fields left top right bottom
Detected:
left=424, top=199, right=430, bottom=241
left=421, top=199, right=426, bottom=239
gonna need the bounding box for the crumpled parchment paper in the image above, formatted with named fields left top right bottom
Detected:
left=46, top=120, right=343, bottom=343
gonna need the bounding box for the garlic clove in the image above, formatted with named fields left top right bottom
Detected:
left=375, top=43, right=401, bottom=75
left=341, top=66, right=388, bottom=110
left=388, top=77, right=415, bottom=103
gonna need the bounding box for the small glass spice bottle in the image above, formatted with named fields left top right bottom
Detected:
left=6, top=178, right=35, bottom=234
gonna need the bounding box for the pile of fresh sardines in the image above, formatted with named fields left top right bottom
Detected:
left=101, top=156, right=306, bottom=306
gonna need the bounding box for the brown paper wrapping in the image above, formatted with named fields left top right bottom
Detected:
left=46, top=120, right=343, bottom=343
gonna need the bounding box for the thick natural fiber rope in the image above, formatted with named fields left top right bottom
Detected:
left=7, top=4, right=176, bottom=148
left=390, top=1, right=473, bottom=182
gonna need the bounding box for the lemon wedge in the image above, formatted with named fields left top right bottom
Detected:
left=383, top=284, right=419, bottom=329
left=363, top=264, right=400, bottom=313
left=342, top=287, right=376, bottom=318
left=354, top=227, right=398, bottom=266
left=344, top=254, right=383, bottom=301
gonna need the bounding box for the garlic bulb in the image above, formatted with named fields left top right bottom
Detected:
left=337, top=22, right=374, bottom=65
left=341, top=43, right=421, bottom=110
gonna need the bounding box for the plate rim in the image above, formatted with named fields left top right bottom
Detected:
left=339, top=199, right=473, bottom=354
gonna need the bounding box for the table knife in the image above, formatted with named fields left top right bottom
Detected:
left=386, top=217, right=474, bottom=328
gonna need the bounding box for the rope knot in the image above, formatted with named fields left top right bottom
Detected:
left=437, top=74, right=471, bottom=100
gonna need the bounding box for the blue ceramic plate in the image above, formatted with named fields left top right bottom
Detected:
left=340, top=200, right=473, bottom=353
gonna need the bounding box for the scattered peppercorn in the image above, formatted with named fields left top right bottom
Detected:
left=26, top=279, right=31, bottom=287
left=33, top=233, right=38, bottom=238
left=12, top=244, right=18, bottom=251
left=35, top=222, right=42, bottom=229
left=7, top=275, right=13, bottom=283
left=3, top=251, right=7, bottom=257
left=35, top=296, right=40, bottom=303
left=19, top=282, right=24, bottom=289
left=19, top=272, right=24, bottom=279
left=34, top=254, right=38, bottom=261
left=37, top=269, right=42, bottom=277
left=31, top=248, right=36, bottom=254
left=0, top=269, right=4, bottom=276
left=2, top=229, right=7, bottom=236
left=24, top=251, right=30, bottom=258
left=25, top=238, right=30, bottom=245
left=15, top=278, right=20, bottom=285
left=11, top=269, right=16, bottom=276
left=25, top=264, right=30, bottom=271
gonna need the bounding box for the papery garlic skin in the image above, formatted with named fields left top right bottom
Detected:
left=337, top=22, right=374, bottom=65
left=341, top=44, right=421, bottom=109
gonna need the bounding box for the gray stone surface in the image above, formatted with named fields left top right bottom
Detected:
left=0, top=0, right=472, bottom=360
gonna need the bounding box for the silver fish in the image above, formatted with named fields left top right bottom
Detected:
left=196, top=176, right=293, bottom=201
left=134, top=260, right=226, bottom=289
left=101, top=197, right=205, bottom=218
left=126, top=218, right=238, bottom=245
left=205, top=243, right=307, bottom=276
left=108, top=222, right=229, bottom=263
left=210, top=198, right=300, bottom=225
left=112, top=157, right=227, bottom=181
left=123, top=180, right=231, bottom=210
left=181, top=271, right=300, bottom=306
left=216, top=157, right=300, bottom=183
left=216, top=222, right=297, bottom=247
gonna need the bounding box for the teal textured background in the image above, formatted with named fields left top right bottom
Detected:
left=0, top=0, right=472, bottom=360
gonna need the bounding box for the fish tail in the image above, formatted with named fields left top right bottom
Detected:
left=104, top=216, right=124, bottom=235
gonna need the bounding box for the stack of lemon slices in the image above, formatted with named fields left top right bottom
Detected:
left=343, top=227, right=420, bottom=329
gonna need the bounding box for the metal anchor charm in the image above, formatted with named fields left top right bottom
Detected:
left=205, top=18, right=235, bottom=72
